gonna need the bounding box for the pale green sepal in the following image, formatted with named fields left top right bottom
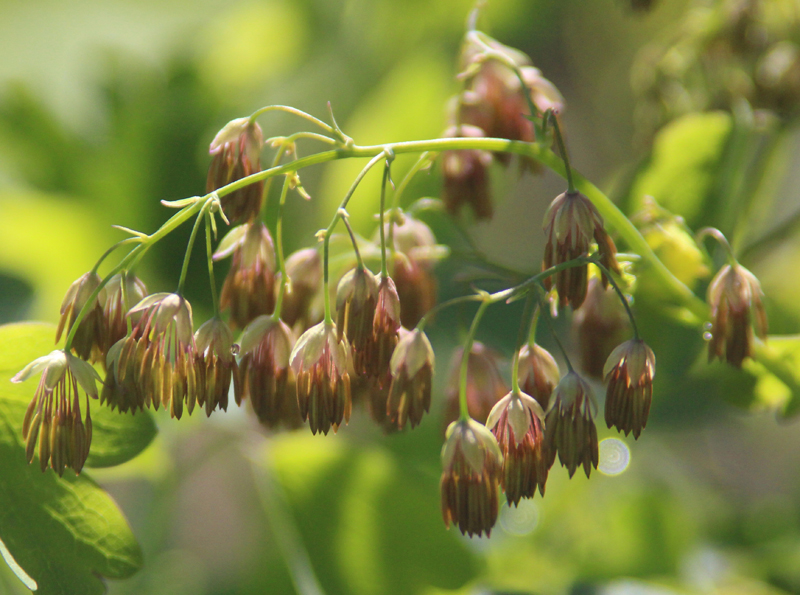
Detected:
left=485, top=393, right=512, bottom=431
left=213, top=225, right=249, bottom=261
left=239, top=315, right=276, bottom=355
left=11, top=351, right=64, bottom=385
left=209, top=117, right=249, bottom=152
left=67, top=353, right=101, bottom=398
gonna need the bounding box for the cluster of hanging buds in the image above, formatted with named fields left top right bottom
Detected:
left=11, top=12, right=772, bottom=548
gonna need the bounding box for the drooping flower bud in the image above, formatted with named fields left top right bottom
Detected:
left=13, top=350, right=99, bottom=475
left=101, top=272, right=147, bottom=358
left=218, top=222, right=277, bottom=329
left=604, top=339, right=656, bottom=439
left=290, top=322, right=353, bottom=435
left=121, top=293, right=197, bottom=419
left=385, top=328, right=434, bottom=430
left=517, top=342, right=561, bottom=411
left=336, top=266, right=379, bottom=374
left=56, top=272, right=107, bottom=363
left=440, top=418, right=503, bottom=537
left=239, top=315, right=300, bottom=429
left=207, top=118, right=265, bottom=225
left=440, top=124, right=494, bottom=220
left=706, top=263, right=768, bottom=368
left=281, top=248, right=323, bottom=331
left=393, top=254, right=438, bottom=330
left=370, top=275, right=402, bottom=383
left=101, top=338, right=145, bottom=414
left=545, top=371, right=599, bottom=478
left=542, top=191, right=620, bottom=309
left=486, top=390, right=549, bottom=505
left=457, top=37, right=563, bottom=168
left=384, top=214, right=445, bottom=328
left=573, top=277, right=630, bottom=378
left=444, top=341, right=508, bottom=426
left=195, top=317, right=240, bottom=417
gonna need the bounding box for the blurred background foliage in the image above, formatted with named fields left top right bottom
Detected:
left=2, top=0, right=800, bottom=594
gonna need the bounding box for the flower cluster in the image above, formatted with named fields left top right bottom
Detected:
left=13, top=16, right=774, bottom=551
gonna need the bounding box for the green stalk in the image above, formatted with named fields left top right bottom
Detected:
left=458, top=299, right=490, bottom=421
left=177, top=204, right=208, bottom=296
left=590, top=259, right=640, bottom=340
left=273, top=176, right=292, bottom=320
left=322, top=152, right=386, bottom=325
left=204, top=213, right=220, bottom=316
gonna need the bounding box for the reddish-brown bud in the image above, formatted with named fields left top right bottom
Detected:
left=290, top=322, right=353, bottom=435
left=542, top=191, right=620, bottom=309
left=545, top=371, right=599, bottom=478
left=440, top=419, right=503, bottom=538
left=393, top=255, right=438, bottom=330
left=385, top=328, right=434, bottom=430
left=207, top=118, right=265, bottom=224
left=517, top=343, right=561, bottom=411
left=444, top=341, right=508, bottom=426
left=101, top=272, right=147, bottom=358
left=370, top=275, right=402, bottom=383
left=604, top=339, right=656, bottom=439
left=218, top=222, right=277, bottom=329
left=56, top=272, right=107, bottom=363
left=441, top=125, right=493, bottom=220
left=486, top=390, right=549, bottom=504
left=195, top=317, right=240, bottom=417
left=706, top=263, right=768, bottom=368
left=573, top=277, right=630, bottom=378
left=336, top=266, right=380, bottom=374
left=124, top=293, right=197, bottom=419
left=281, top=248, right=323, bottom=331
left=239, top=315, right=300, bottom=429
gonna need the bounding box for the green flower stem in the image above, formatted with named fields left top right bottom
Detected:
left=177, top=203, right=209, bottom=296
left=538, top=292, right=574, bottom=373
left=527, top=305, right=540, bottom=346
left=459, top=298, right=490, bottom=422
left=548, top=113, right=575, bottom=193
left=204, top=212, right=220, bottom=316
left=379, top=160, right=392, bottom=278
left=387, top=151, right=431, bottom=252
left=273, top=175, right=293, bottom=320
left=249, top=105, right=337, bottom=137
left=212, top=136, right=706, bottom=322
left=64, top=198, right=205, bottom=350
left=590, top=258, right=640, bottom=340
left=90, top=238, right=139, bottom=275
left=416, top=294, right=485, bottom=332
left=511, top=295, right=534, bottom=393
left=322, top=152, right=387, bottom=325
left=696, top=226, right=738, bottom=266
left=340, top=214, right=365, bottom=270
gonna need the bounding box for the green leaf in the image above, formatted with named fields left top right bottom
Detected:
left=263, top=432, right=479, bottom=595
left=0, top=322, right=148, bottom=594
left=630, top=112, right=732, bottom=227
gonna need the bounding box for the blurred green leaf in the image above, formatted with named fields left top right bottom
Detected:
left=320, top=52, right=454, bottom=232
left=0, top=322, right=145, bottom=594
left=0, top=192, right=117, bottom=322
left=630, top=112, right=732, bottom=227
left=264, top=432, right=479, bottom=595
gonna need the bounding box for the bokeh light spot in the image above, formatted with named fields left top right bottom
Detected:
left=599, top=438, right=630, bottom=476
left=500, top=499, right=539, bottom=536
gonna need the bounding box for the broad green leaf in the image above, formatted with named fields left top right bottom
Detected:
left=263, top=432, right=478, bottom=595
left=0, top=322, right=146, bottom=594
left=630, top=112, right=732, bottom=227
